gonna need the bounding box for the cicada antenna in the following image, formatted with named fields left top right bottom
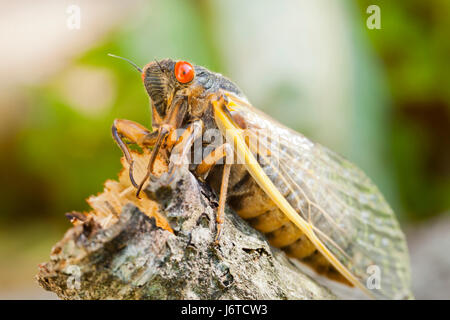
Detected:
left=108, top=53, right=143, bottom=73
left=154, top=59, right=164, bottom=72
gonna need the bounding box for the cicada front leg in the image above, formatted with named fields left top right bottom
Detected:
left=112, top=119, right=159, bottom=188
left=131, top=119, right=203, bottom=196
left=135, top=96, right=189, bottom=197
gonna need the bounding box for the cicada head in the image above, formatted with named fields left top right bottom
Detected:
left=142, top=59, right=244, bottom=122
left=141, top=59, right=178, bottom=119
left=142, top=59, right=206, bottom=118
left=109, top=54, right=244, bottom=123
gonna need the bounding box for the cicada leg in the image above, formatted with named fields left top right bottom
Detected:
left=112, top=119, right=159, bottom=188
left=135, top=124, right=173, bottom=197
left=134, top=118, right=203, bottom=196
left=195, top=143, right=233, bottom=244
left=134, top=119, right=204, bottom=196
left=135, top=96, right=189, bottom=197
left=167, top=120, right=204, bottom=180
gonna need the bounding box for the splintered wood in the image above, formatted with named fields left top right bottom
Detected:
left=69, top=151, right=173, bottom=232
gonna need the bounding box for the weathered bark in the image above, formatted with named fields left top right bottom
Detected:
left=36, top=163, right=335, bottom=299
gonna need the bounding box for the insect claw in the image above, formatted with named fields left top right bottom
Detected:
left=65, top=211, right=87, bottom=224
left=214, top=231, right=222, bottom=246
left=136, top=171, right=151, bottom=198
left=135, top=183, right=144, bottom=199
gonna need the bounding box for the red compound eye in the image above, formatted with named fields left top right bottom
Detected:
left=174, top=61, right=194, bottom=83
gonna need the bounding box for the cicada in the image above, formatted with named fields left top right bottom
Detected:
left=109, top=55, right=412, bottom=299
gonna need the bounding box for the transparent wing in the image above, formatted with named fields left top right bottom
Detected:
left=222, top=94, right=412, bottom=299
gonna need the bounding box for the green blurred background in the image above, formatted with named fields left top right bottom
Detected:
left=0, top=0, right=448, bottom=299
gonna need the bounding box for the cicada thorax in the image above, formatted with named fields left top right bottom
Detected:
left=206, top=163, right=352, bottom=286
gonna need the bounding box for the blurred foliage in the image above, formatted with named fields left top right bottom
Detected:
left=357, top=0, right=450, bottom=219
